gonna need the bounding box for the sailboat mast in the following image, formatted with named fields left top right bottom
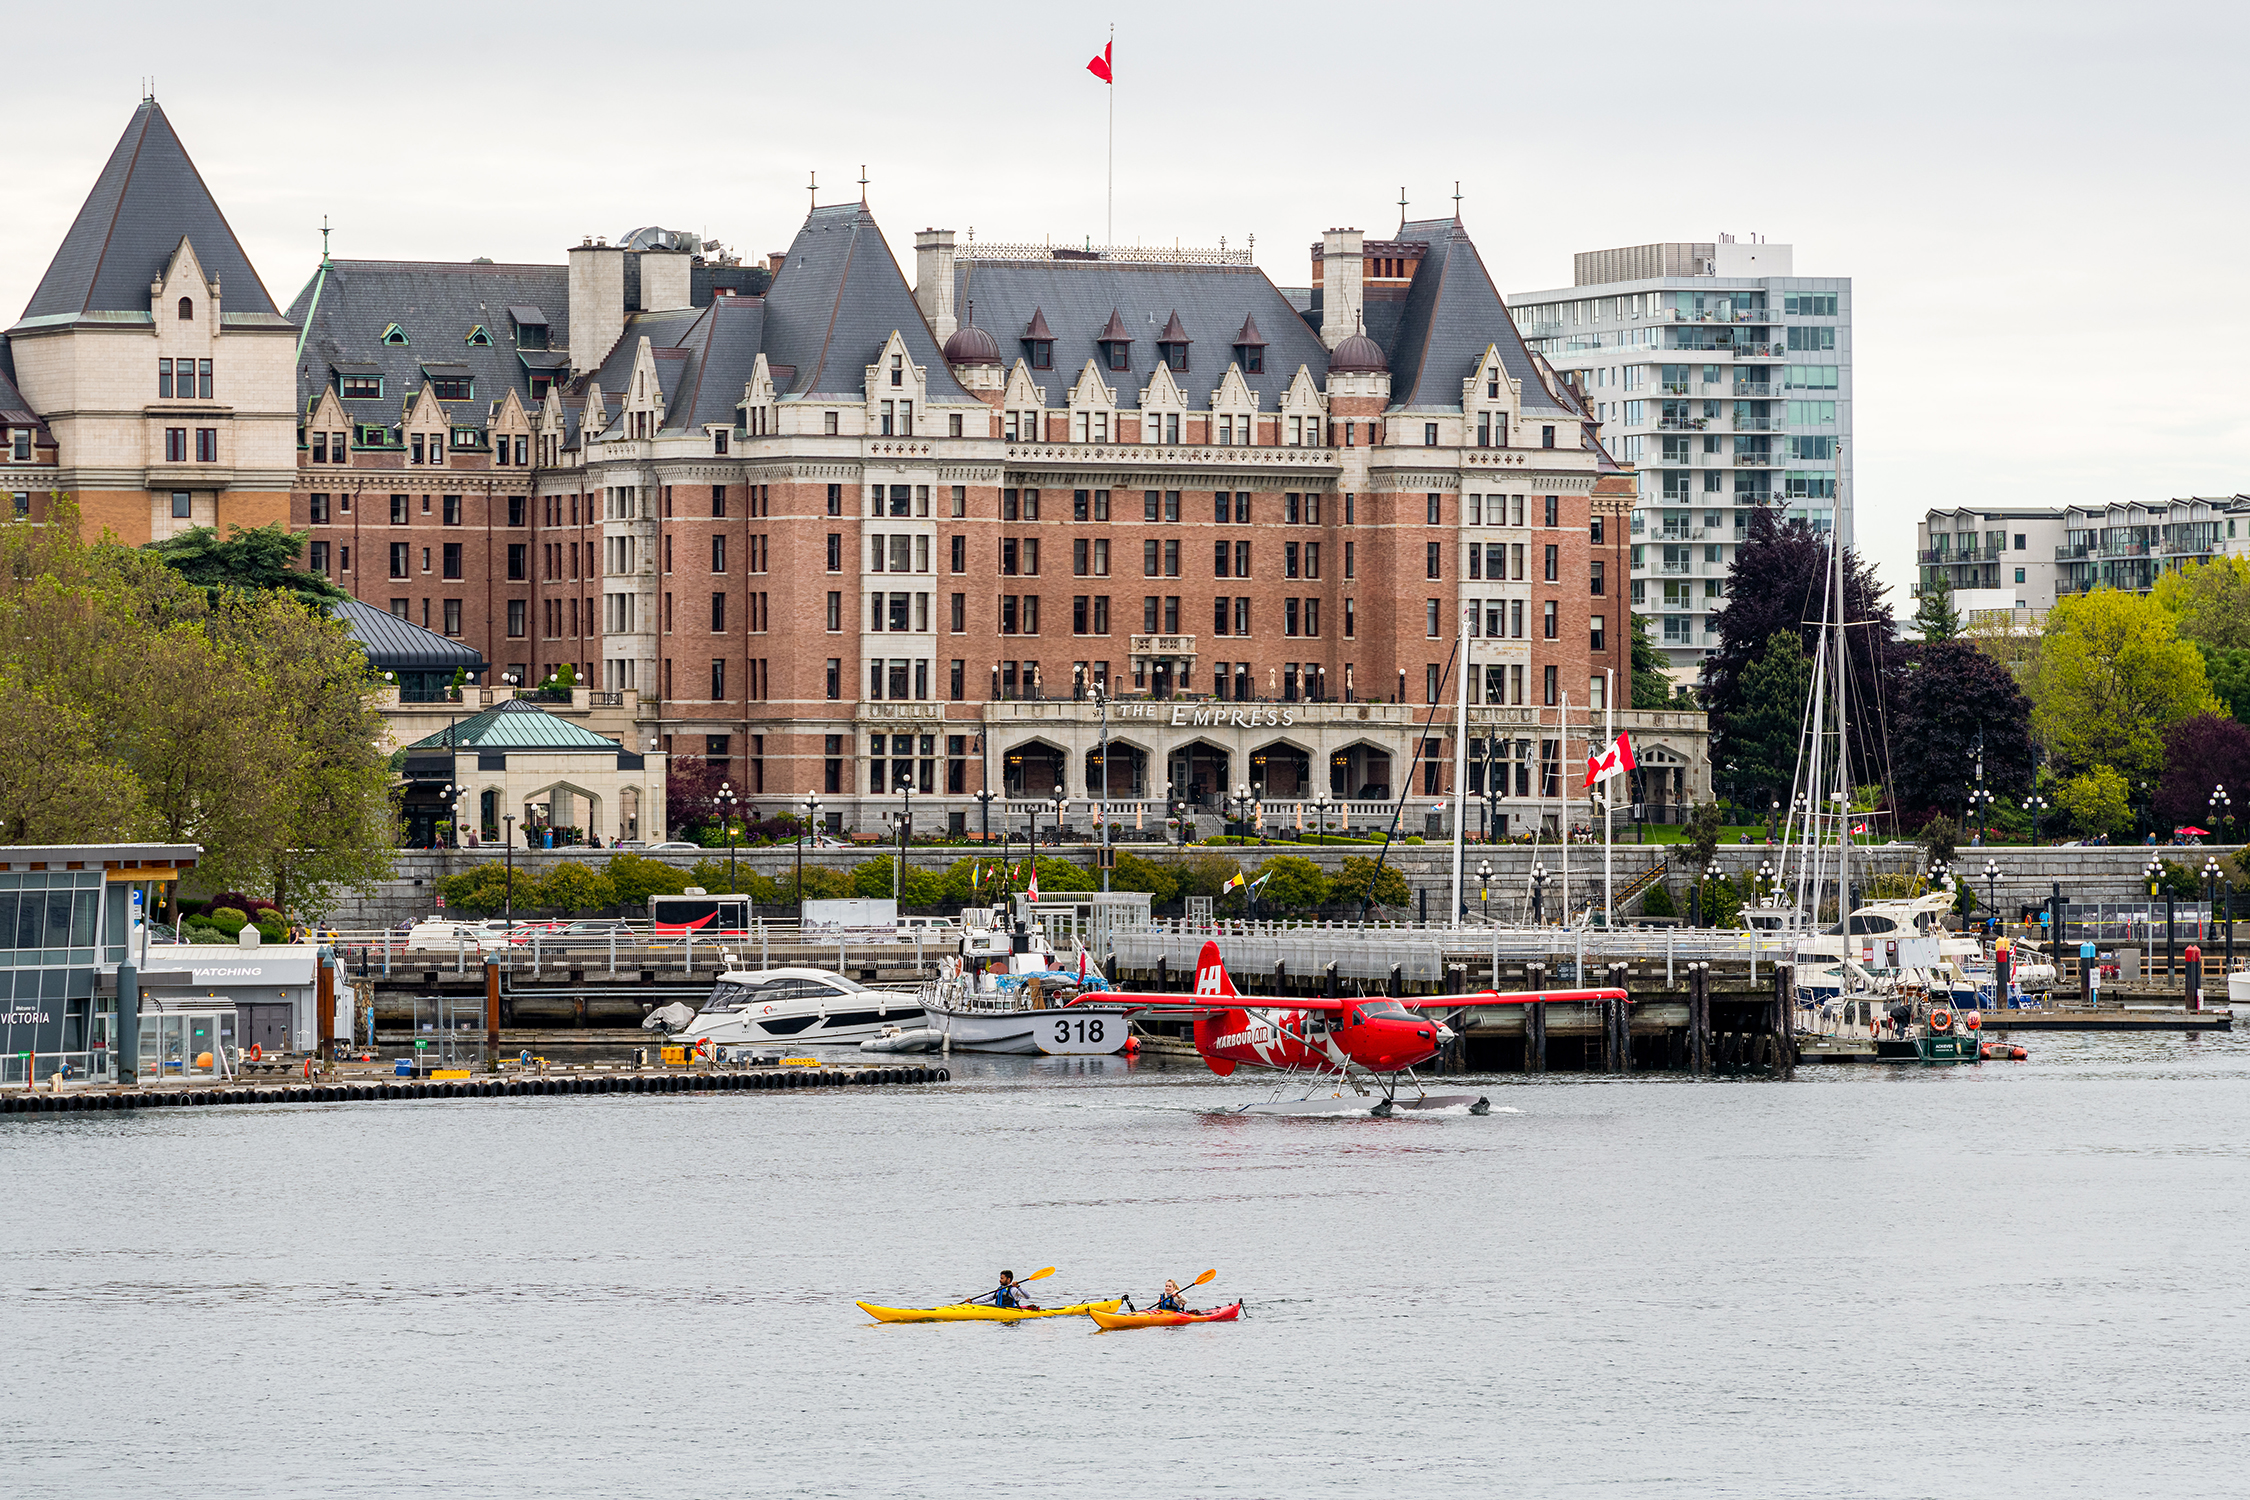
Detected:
left=1833, top=447, right=1852, bottom=922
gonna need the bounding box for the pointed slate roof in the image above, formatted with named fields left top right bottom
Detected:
left=758, top=203, right=975, bottom=403
left=1381, top=218, right=1574, bottom=416
left=1231, top=314, right=1266, bottom=347
left=1096, top=307, right=1133, bottom=343
left=958, top=257, right=1332, bottom=411
left=16, top=100, right=281, bottom=332
left=1156, top=310, right=1190, bottom=344
left=332, top=597, right=485, bottom=673
left=403, top=697, right=624, bottom=752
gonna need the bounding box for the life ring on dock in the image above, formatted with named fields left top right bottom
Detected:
left=247, top=1044, right=262, bottom=1063
left=696, top=1037, right=712, bottom=1060
left=1962, top=1011, right=1982, bottom=1031
left=1928, top=1008, right=1955, bottom=1034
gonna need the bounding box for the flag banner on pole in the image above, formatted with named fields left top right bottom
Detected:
left=1086, top=40, right=1112, bottom=82
left=1027, top=864, right=1041, bottom=901
left=1583, top=731, right=1637, bottom=788
left=1223, top=872, right=1247, bottom=892
left=1249, top=872, right=1271, bottom=895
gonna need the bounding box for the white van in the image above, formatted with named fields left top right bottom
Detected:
left=403, top=918, right=511, bottom=955
left=895, top=915, right=963, bottom=943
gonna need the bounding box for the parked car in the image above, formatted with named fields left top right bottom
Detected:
left=646, top=841, right=701, bottom=852
left=895, top=916, right=963, bottom=942
left=402, top=918, right=512, bottom=955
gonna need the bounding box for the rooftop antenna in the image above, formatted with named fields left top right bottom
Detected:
left=320, top=215, right=332, bottom=269
left=807, top=171, right=818, bottom=213
left=961, top=227, right=977, bottom=323
left=859, top=165, right=869, bottom=205
left=1399, top=185, right=1408, bottom=229
left=1452, top=180, right=1462, bottom=220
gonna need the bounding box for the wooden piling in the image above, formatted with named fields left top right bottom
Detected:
left=1526, top=962, right=1547, bottom=1073
left=1688, top=962, right=1711, bottom=1077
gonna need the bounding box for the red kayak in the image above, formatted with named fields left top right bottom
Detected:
left=1088, top=1302, right=1242, bottom=1330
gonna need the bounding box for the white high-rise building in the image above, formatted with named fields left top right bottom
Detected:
left=1510, top=239, right=1851, bottom=680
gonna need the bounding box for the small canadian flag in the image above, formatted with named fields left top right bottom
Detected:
left=1584, top=731, right=1637, bottom=788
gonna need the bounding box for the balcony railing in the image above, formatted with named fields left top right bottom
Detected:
left=1731, top=381, right=1774, bottom=398
left=1129, top=634, right=1198, bottom=657
left=1657, top=417, right=1709, bottom=430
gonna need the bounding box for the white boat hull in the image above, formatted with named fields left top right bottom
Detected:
left=676, top=997, right=924, bottom=1047
left=925, top=1002, right=1138, bottom=1055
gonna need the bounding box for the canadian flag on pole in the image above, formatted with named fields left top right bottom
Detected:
left=1584, top=731, right=1637, bottom=788
left=1027, top=864, right=1041, bottom=902
left=1087, top=40, right=1113, bottom=82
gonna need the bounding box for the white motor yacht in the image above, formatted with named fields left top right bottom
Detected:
left=673, top=967, right=924, bottom=1047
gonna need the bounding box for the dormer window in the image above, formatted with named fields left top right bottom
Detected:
left=890, top=355, right=904, bottom=388
left=467, top=325, right=492, bottom=347
left=1156, top=311, right=1191, bottom=374
left=382, top=324, right=409, bottom=346
left=1487, top=371, right=1501, bottom=398
left=178, top=296, right=193, bottom=321
left=1232, top=314, right=1267, bottom=375
left=1023, top=308, right=1055, bottom=371
left=1097, top=308, right=1133, bottom=374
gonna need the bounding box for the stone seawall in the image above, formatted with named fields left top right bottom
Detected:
left=321, top=841, right=2228, bottom=927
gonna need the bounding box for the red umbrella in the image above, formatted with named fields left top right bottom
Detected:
left=2178, top=826, right=2211, bottom=836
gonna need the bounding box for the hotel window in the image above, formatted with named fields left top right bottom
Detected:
left=1426, top=542, right=1442, bottom=579
left=1285, top=599, right=1299, bottom=637
left=443, top=599, right=462, bottom=635
left=309, top=493, right=329, bottom=523
left=1590, top=615, right=1606, bottom=651
left=164, top=427, right=187, bottom=462
left=1591, top=560, right=1605, bottom=595
left=170, top=490, right=191, bottom=518
left=389, top=542, right=409, bottom=578
left=1544, top=601, right=1558, bottom=639
left=1544, top=665, right=1558, bottom=704
left=309, top=541, right=329, bottom=573
left=827, top=533, right=842, bottom=571
left=1426, top=599, right=1440, bottom=637
left=1234, top=541, right=1250, bottom=577
left=442, top=494, right=462, bottom=525
left=1544, top=494, right=1559, bottom=527
left=507, top=543, right=526, bottom=581
left=1343, top=598, right=1355, bottom=638
left=1233, top=597, right=1250, bottom=635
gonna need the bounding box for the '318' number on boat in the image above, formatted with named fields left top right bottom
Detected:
left=1053, top=1018, right=1105, bottom=1045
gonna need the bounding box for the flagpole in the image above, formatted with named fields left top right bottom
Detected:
left=1450, top=605, right=1471, bottom=926
left=1603, top=669, right=1614, bottom=925
left=1106, top=22, right=1114, bottom=245
left=1559, top=692, right=1571, bottom=927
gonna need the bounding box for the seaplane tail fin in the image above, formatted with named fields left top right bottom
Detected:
left=1202, top=1052, right=1238, bottom=1077
left=1192, top=941, right=1240, bottom=1000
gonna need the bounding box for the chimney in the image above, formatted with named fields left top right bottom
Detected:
left=767, top=251, right=787, bottom=275
left=914, top=229, right=958, bottom=340
left=1320, top=228, right=1365, bottom=350
left=639, top=247, right=692, bottom=312
left=567, top=238, right=626, bottom=376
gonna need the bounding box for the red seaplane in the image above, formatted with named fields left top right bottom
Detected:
left=1101, top=941, right=1630, bottom=1116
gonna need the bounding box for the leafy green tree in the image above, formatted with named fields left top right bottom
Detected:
left=1703, top=873, right=1743, bottom=929
left=1917, top=812, right=1960, bottom=868
left=1109, top=851, right=1181, bottom=906
left=2152, top=556, right=2250, bottom=651
left=1024, top=856, right=1097, bottom=894
left=1893, top=639, right=2036, bottom=823
left=538, top=862, right=617, bottom=915
left=1682, top=802, right=1726, bottom=874
left=2197, top=644, right=2250, bottom=724
left=437, top=865, right=537, bottom=916
left=605, top=851, right=690, bottom=908
left=1639, top=881, right=1676, bottom=919
left=1248, top=854, right=1329, bottom=913
left=1170, top=851, right=1243, bottom=900
left=1717, top=631, right=1811, bottom=808
left=1629, top=613, right=1672, bottom=709
left=2056, top=766, right=2132, bottom=840
left=686, top=858, right=781, bottom=901
left=2031, top=589, right=2216, bottom=781
left=1913, top=573, right=1961, bottom=642
left=1330, top=856, right=1409, bottom=910
left=141, top=522, right=344, bottom=606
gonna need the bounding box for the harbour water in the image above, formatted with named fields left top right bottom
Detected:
left=4, top=1032, right=2246, bottom=1498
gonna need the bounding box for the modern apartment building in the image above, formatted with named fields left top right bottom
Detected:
left=7, top=101, right=1720, bottom=842
left=1510, top=240, right=1851, bottom=681
left=1917, top=496, right=2250, bottom=617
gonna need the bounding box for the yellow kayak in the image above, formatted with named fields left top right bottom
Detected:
left=857, top=1298, right=1123, bottom=1324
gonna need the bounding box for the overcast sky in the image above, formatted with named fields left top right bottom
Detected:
left=4, top=0, right=2242, bottom=598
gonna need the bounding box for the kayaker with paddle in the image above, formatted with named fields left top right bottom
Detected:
left=966, top=1270, right=1042, bottom=1312
left=1153, top=1280, right=1192, bottom=1314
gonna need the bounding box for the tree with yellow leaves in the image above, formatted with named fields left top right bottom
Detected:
left=2030, top=589, right=2216, bottom=781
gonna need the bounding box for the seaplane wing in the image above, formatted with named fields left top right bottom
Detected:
left=1403, top=987, right=1631, bottom=1009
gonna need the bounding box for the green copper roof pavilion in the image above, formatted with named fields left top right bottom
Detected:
left=402, top=697, right=624, bottom=752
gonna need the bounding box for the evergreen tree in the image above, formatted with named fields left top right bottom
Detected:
left=141, top=522, right=344, bottom=606
left=1912, top=574, right=1961, bottom=642
left=1892, top=639, right=2035, bottom=823
left=1716, top=632, right=1812, bottom=809
left=1629, top=613, right=1672, bottom=708
left=1703, top=507, right=1899, bottom=793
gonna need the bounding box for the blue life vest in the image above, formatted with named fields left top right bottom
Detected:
left=1155, top=1291, right=1184, bottom=1312
left=993, top=1283, right=1020, bottom=1308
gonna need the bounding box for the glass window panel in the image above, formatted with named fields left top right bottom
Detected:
left=71, top=891, right=97, bottom=946
left=16, top=894, right=41, bottom=948
left=44, top=891, right=71, bottom=948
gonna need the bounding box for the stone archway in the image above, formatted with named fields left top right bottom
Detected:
left=1248, top=740, right=1313, bottom=799
left=1166, top=739, right=1231, bottom=809
left=1084, top=740, right=1149, bottom=798
left=1327, top=741, right=1393, bottom=801
left=1002, top=739, right=1068, bottom=797
left=522, top=780, right=606, bottom=844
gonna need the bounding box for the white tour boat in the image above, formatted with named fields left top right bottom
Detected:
left=671, top=966, right=925, bottom=1047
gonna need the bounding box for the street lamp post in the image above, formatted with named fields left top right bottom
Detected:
left=797, top=793, right=822, bottom=913
left=717, top=780, right=739, bottom=892
left=1049, top=789, right=1067, bottom=849
left=1705, top=859, right=1724, bottom=928
left=1477, top=858, right=1492, bottom=922
left=1314, top=794, right=1335, bottom=843
left=2210, top=783, right=2231, bottom=843
left=502, top=814, right=516, bottom=920
left=2024, top=794, right=2049, bottom=848
left=1983, top=858, right=2000, bottom=929
left=1092, top=685, right=1112, bottom=892
left=2202, top=857, right=2223, bottom=946
left=1530, top=862, right=1549, bottom=925
left=896, top=771, right=916, bottom=904
left=1756, top=858, right=1775, bottom=912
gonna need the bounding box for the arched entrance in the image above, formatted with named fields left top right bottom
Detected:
left=1248, top=741, right=1312, bottom=799
left=1166, top=740, right=1230, bottom=809
left=1085, top=742, right=1148, bottom=798
left=523, top=781, right=606, bottom=846
left=1329, top=743, right=1392, bottom=800
left=1002, top=741, right=1067, bottom=797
